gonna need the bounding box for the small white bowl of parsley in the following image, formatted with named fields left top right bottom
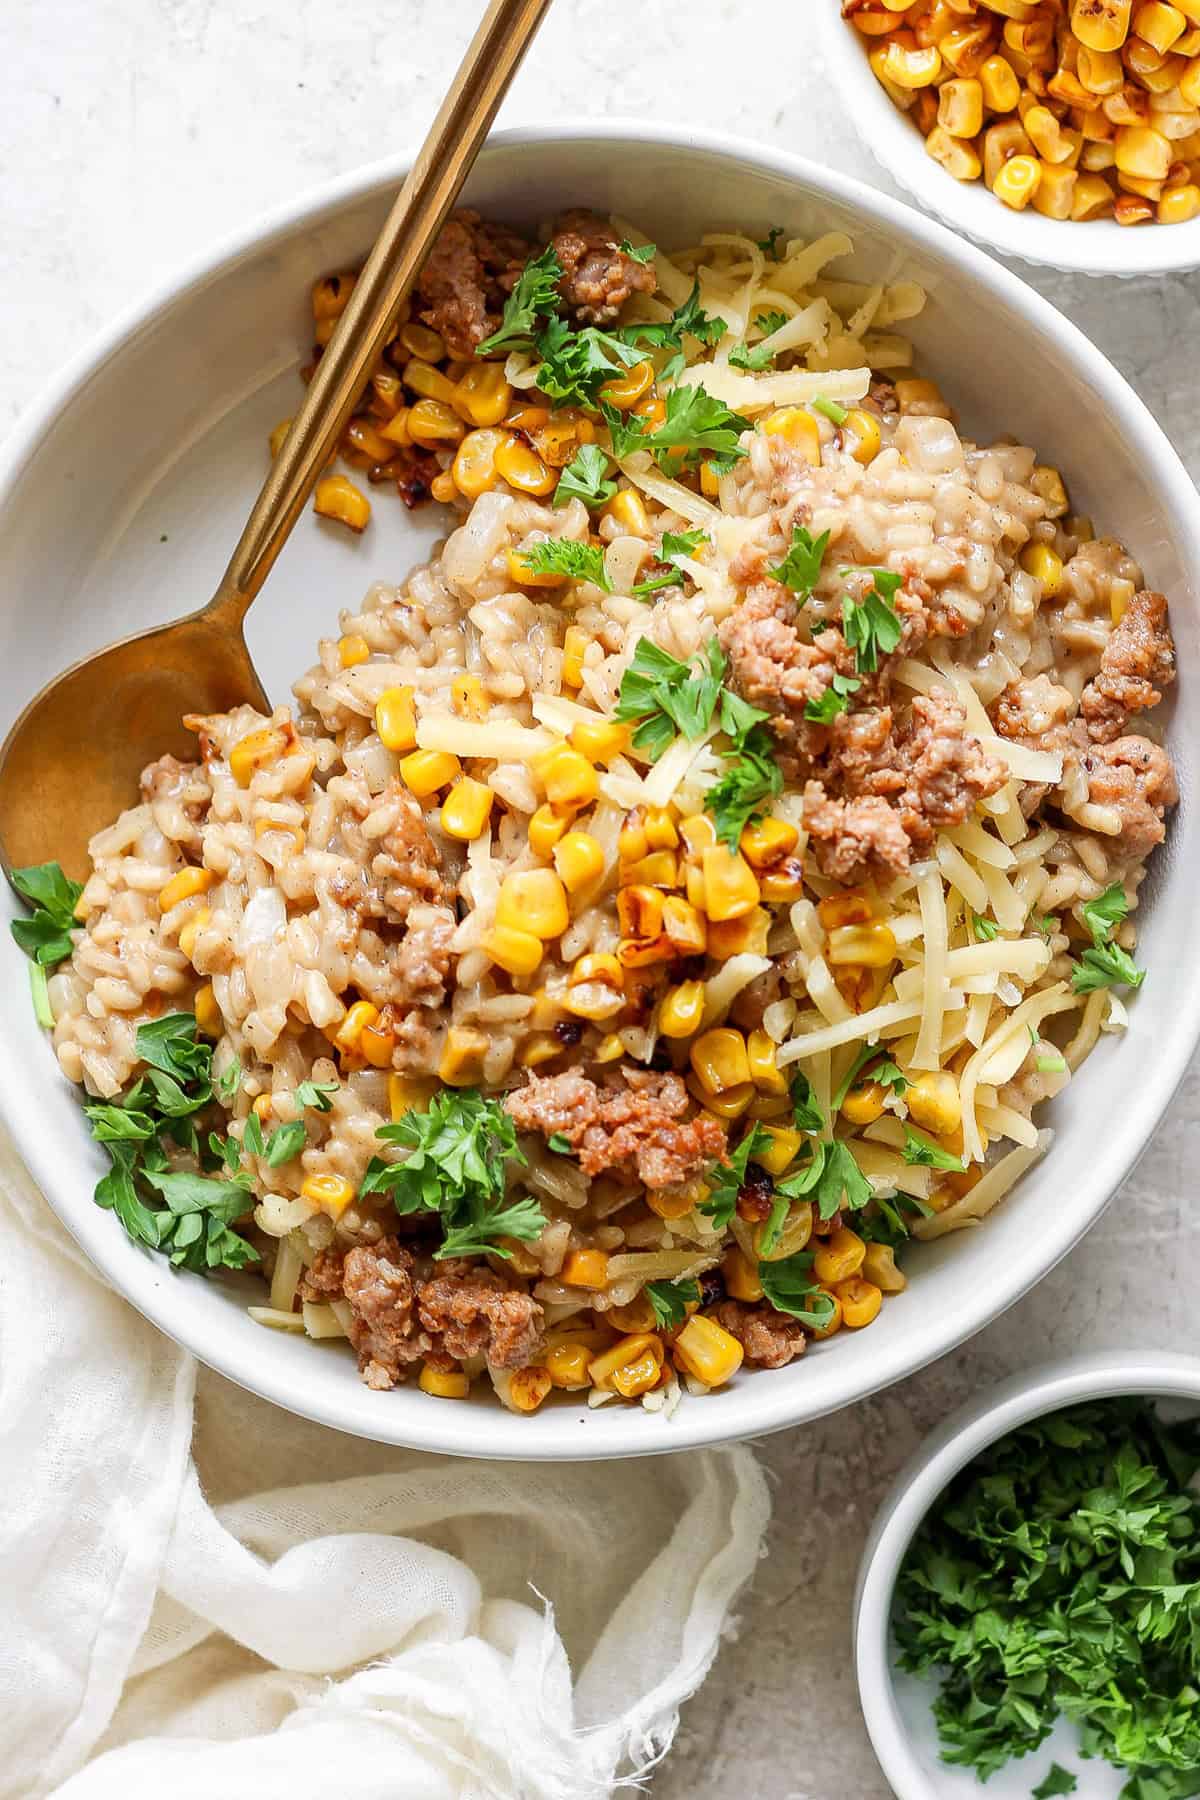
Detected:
left=855, top=1352, right=1200, bottom=1800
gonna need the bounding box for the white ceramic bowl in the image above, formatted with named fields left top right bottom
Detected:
left=855, top=1351, right=1200, bottom=1796
left=820, top=6, right=1200, bottom=277
left=2, top=123, right=1198, bottom=1458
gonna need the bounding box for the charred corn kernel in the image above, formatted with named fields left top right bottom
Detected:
left=841, top=1079, right=888, bottom=1125
left=451, top=427, right=508, bottom=500
left=938, top=75, right=985, bottom=135
left=407, top=399, right=465, bottom=449
left=880, top=38, right=945, bottom=84
left=314, top=473, right=371, bottom=532
left=690, top=1027, right=752, bottom=1096
left=158, top=866, right=213, bottom=913
left=1024, top=105, right=1072, bottom=162
left=569, top=952, right=623, bottom=990
left=751, top=1125, right=804, bottom=1176
left=1115, top=121, right=1173, bottom=175
left=528, top=803, right=567, bottom=858
left=494, top=437, right=555, bottom=497
left=597, top=360, right=656, bottom=411
left=907, top=1069, right=963, bottom=1135
left=979, top=51, right=1021, bottom=107
left=689, top=1077, right=755, bottom=1118
left=673, top=1316, right=743, bottom=1387
left=747, top=1029, right=788, bottom=1096
left=813, top=1225, right=867, bottom=1285
left=607, top=1296, right=657, bottom=1337
left=594, top=1032, right=625, bottom=1064
left=194, top=984, right=221, bottom=1037
left=602, top=489, right=651, bottom=537
left=1020, top=541, right=1065, bottom=594
left=571, top=718, right=630, bottom=763
left=398, top=320, right=445, bottom=362
left=646, top=1182, right=700, bottom=1219
left=612, top=1350, right=664, bottom=1399
left=679, top=813, right=718, bottom=858
left=338, top=632, right=371, bottom=669
left=374, top=685, right=417, bottom=753
left=702, top=845, right=760, bottom=921
left=819, top=889, right=872, bottom=931
left=312, top=270, right=356, bottom=320
left=178, top=906, right=211, bottom=961
left=722, top=1246, right=764, bottom=1303
left=440, top=777, right=494, bottom=841
left=229, top=726, right=287, bottom=787
left=453, top=362, right=512, bottom=427
left=344, top=417, right=396, bottom=464
left=827, top=921, right=898, bottom=967
left=863, top=1241, right=908, bottom=1292
left=739, top=816, right=799, bottom=869
left=699, top=461, right=722, bottom=497
left=482, top=924, right=544, bottom=979
left=1077, top=42, right=1126, bottom=90
left=535, top=744, right=599, bottom=813
left=561, top=626, right=590, bottom=685
left=762, top=406, right=821, bottom=466
left=507, top=1367, right=553, bottom=1413
left=450, top=673, right=487, bottom=721
left=496, top=868, right=569, bottom=939
left=1115, top=191, right=1156, bottom=222
left=707, top=908, right=771, bottom=962
left=553, top=831, right=606, bottom=894
left=659, top=980, right=706, bottom=1038
left=251, top=1093, right=273, bottom=1122
left=360, top=1022, right=396, bottom=1068
left=560, top=1248, right=611, bottom=1290
left=834, top=1276, right=884, bottom=1329
left=992, top=151, right=1043, bottom=205
left=1135, top=0, right=1186, bottom=48
left=662, top=895, right=707, bottom=955
left=418, top=1365, right=470, bottom=1399
left=438, top=1026, right=489, bottom=1086
left=621, top=850, right=678, bottom=888
left=545, top=1341, right=594, bottom=1389
left=379, top=407, right=412, bottom=447
left=300, top=1173, right=355, bottom=1219
left=619, top=932, right=672, bottom=971
left=1073, top=171, right=1119, bottom=216
left=398, top=749, right=460, bottom=797
left=983, top=117, right=1035, bottom=184
left=940, top=21, right=995, bottom=75
left=759, top=861, right=806, bottom=903
left=588, top=1333, right=662, bottom=1390
left=1159, top=178, right=1200, bottom=216
left=403, top=359, right=457, bottom=407
left=1073, top=0, right=1133, bottom=47
left=370, top=368, right=403, bottom=417
left=1032, top=465, right=1069, bottom=517
left=429, top=471, right=458, bottom=503
left=334, top=999, right=380, bottom=1052
left=268, top=417, right=292, bottom=459
left=617, top=884, right=665, bottom=939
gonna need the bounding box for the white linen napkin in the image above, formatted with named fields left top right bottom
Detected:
left=0, top=1127, right=769, bottom=1799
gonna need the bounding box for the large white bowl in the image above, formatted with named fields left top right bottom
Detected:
left=1, top=124, right=1197, bottom=1459
left=820, top=5, right=1200, bottom=278
left=855, top=1351, right=1200, bottom=1796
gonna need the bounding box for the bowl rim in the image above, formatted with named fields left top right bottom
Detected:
left=818, top=5, right=1200, bottom=279
left=3, top=118, right=1200, bottom=1458
left=853, top=1349, right=1200, bottom=1797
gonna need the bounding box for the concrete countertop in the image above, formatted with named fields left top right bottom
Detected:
left=4, top=4, right=1198, bottom=1794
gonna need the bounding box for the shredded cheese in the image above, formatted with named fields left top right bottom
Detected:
left=673, top=361, right=869, bottom=413
left=913, top=864, right=948, bottom=1070
left=416, top=714, right=554, bottom=760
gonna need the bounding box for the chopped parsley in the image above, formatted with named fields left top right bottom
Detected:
left=790, top=1069, right=826, bottom=1135
left=360, top=1088, right=543, bottom=1260
left=646, top=1278, right=699, bottom=1330
left=902, top=1127, right=964, bottom=1171
left=523, top=538, right=611, bottom=590
left=1032, top=913, right=1060, bottom=940
left=619, top=238, right=657, bottom=265
left=859, top=1190, right=934, bottom=1247
left=758, top=1250, right=836, bottom=1329
left=832, top=1042, right=908, bottom=1112
left=264, top=1121, right=307, bottom=1167
left=630, top=569, right=685, bottom=600
left=754, top=308, right=788, bottom=338
left=547, top=1131, right=573, bottom=1155
left=804, top=672, right=861, bottom=724
left=1032, top=1768, right=1078, bottom=1799
left=616, top=279, right=728, bottom=377
left=614, top=636, right=727, bottom=762
left=767, top=525, right=830, bottom=601
left=10, top=859, right=83, bottom=968
left=476, top=245, right=563, bottom=356
left=705, top=729, right=783, bottom=850
left=294, top=1077, right=339, bottom=1112
left=215, top=1057, right=243, bottom=1105
left=729, top=339, right=777, bottom=373
left=842, top=569, right=904, bottom=674
left=629, top=530, right=710, bottom=601
left=812, top=393, right=848, bottom=425
left=700, top=1124, right=771, bottom=1232
left=607, top=383, right=750, bottom=477
left=1071, top=881, right=1144, bottom=994
left=970, top=912, right=1000, bottom=942
left=662, top=528, right=708, bottom=560
left=535, top=315, right=647, bottom=408
left=756, top=226, right=786, bottom=259
left=553, top=443, right=618, bottom=509
left=1081, top=881, right=1131, bottom=942
left=777, top=1138, right=871, bottom=1220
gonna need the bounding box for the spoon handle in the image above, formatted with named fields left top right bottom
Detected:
left=213, top=0, right=552, bottom=619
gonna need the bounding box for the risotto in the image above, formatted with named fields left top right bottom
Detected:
left=14, top=208, right=1176, bottom=1416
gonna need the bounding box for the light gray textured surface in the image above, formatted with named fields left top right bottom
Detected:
left=4, top=6, right=1198, bottom=1796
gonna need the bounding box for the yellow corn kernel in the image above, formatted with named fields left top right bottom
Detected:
left=722, top=1246, right=764, bottom=1303
left=1181, top=52, right=1200, bottom=99
left=979, top=51, right=1021, bottom=107
left=300, top=1173, right=355, bottom=1219
left=496, top=868, right=570, bottom=939
left=1022, top=104, right=1071, bottom=163
left=706, top=906, right=771, bottom=962
left=1114, top=191, right=1156, bottom=223
left=494, top=437, right=556, bottom=497
left=406, top=398, right=465, bottom=449
left=343, top=416, right=397, bottom=465
left=375, top=685, right=418, bottom=754
left=701, top=845, right=760, bottom=921
left=826, top=921, right=898, bottom=967
left=334, top=999, right=380, bottom=1053
left=553, top=831, right=606, bottom=894
left=449, top=426, right=508, bottom=500
left=528, top=803, right=567, bottom=859
left=841, top=1079, right=888, bottom=1125
left=762, top=406, right=821, bottom=466
left=178, top=906, right=211, bottom=962
left=229, top=726, right=287, bottom=787
left=759, top=862, right=807, bottom=904
left=535, top=744, right=599, bottom=813
left=359, top=1022, right=396, bottom=1068
left=397, top=320, right=445, bottom=362
left=619, top=815, right=649, bottom=863
left=313, top=473, right=370, bottom=533
left=571, top=718, right=631, bottom=763
left=894, top=377, right=948, bottom=414
left=403, top=358, right=457, bottom=407
left=507, top=1366, right=553, bottom=1413
left=1159, top=179, right=1200, bottom=217
left=1135, top=0, right=1186, bottom=46
left=691, top=1078, right=756, bottom=1119
left=739, top=816, right=799, bottom=870
left=751, top=1125, right=804, bottom=1176
left=158, top=866, right=213, bottom=915
left=598, top=360, right=655, bottom=410
left=434, top=466, right=465, bottom=501
left=863, top=1241, right=908, bottom=1293
left=673, top=1316, right=744, bottom=1388
left=250, top=1093, right=273, bottom=1124
left=1115, top=121, right=1173, bottom=176
left=588, top=1333, right=663, bottom=1390
left=438, top=1026, right=489, bottom=1086
left=605, top=1296, right=656, bottom=1337
left=659, top=979, right=706, bottom=1039
left=312, top=269, right=356, bottom=321
left=690, top=1027, right=752, bottom=1096
left=440, top=776, right=494, bottom=842
left=881, top=37, right=945, bottom=84
left=193, top=983, right=222, bottom=1038
left=813, top=1225, right=867, bottom=1285
left=610, top=1349, right=662, bottom=1399
left=377, top=404, right=412, bottom=447
left=1033, top=159, right=1081, bottom=219
left=1020, top=541, right=1065, bottom=595
left=564, top=981, right=624, bottom=1023
left=387, top=1076, right=434, bottom=1121
left=482, top=925, right=544, bottom=979
left=545, top=1341, right=594, bottom=1389
left=679, top=812, right=718, bottom=858
left=418, top=1364, right=470, bottom=1399
left=1072, top=0, right=1132, bottom=47
left=983, top=116, right=1035, bottom=185
left=646, top=1182, right=700, bottom=1220
left=906, top=1070, right=963, bottom=1136
left=559, top=1248, right=611, bottom=1291
left=699, top=461, right=722, bottom=498
left=992, top=151, right=1043, bottom=205
left=519, top=1032, right=562, bottom=1068
left=621, top=850, right=678, bottom=889
left=602, top=489, right=651, bottom=537
left=834, top=1276, right=884, bottom=1329
left=662, top=895, right=707, bottom=956
left=1111, top=578, right=1133, bottom=623
left=589, top=1033, right=622, bottom=1066
left=819, top=889, right=875, bottom=930
left=453, top=362, right=513, bottom=427
left=268, top=417, right=293, bottom=459
left=940, top=20, right=995, bottom=75
left=939, top=76, right=986, bottom=136
left=842, top=407, right=883, bottom=466
left=1077, top=43, right=1125, bottom=91
left=628, top=804, right=673, bottom=853
left=746, top=1029, right=788, bottom=1096
left=398, top=748, right=460, bottom=798
left=338, top=632, right=371, bottom=669
left=1072, top=172, right=1119, bottom=217
left=561, top=625, right=590, bottom=686
left=568, top=952, right=622, bottom=991
left=1032, top=465, right=1070, bottom=518
left=616, top=884, right=665, bottom=940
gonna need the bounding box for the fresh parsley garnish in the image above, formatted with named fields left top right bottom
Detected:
left=756, top=227, right=786, bottom=259
left=832, top=1042, right=908, bottom=1112
left=614, top=636, right=727, bottom=762
left=646, top=1278, right=699, bottom=1329
left=804, top=673, right=861, bottom=724
left=699, top=1124, right=771, bottom=1232
left=359, top=1088, right=543, bottom=1260
left=971, top=913, right=1000, bottom=942
left=294, top=1078, right=339, bottom=1112
left=662, top=529, right=708, bottom=561
left=767, top=525, right=830, bottom=601
left=553, top=443, right=618, bottom=509
left=859, top=1191, right=934, bottom=1247
left=10, top=859, right=83, bottom=968
left=1081, top=881, right=1130, bottom=942
left=616, top=279, right=727, bottom=378
left=729, top=340, right=776, bottom=372
left=215, top=1057, right=243, bottom=1105
left=754, top=308, right=788, bottom=338
left=619, top=238, right=657, bottom=264
left=1071, top=881, right=1144, bottom=994
left=902, top=1127, right=965, bottom=1172
left=705, top=720, right=783, bottom=850
left=476, top=245, right=563, bottom=356
left=547, top=1131, right=573, bottom=1155
left=842, top=569, right=904, bottom=674
left=1032, top=913, right=1060, bottom=940
left=1032, top=1767, right=1077, bottom=1799
left=535, top=314, right=648, bottom=408
left=758, top=1250, right=836, bottom=1329
left=608, top=383, right=749, bottom=477
left=790, top=1070, right=826, bottom=1135
left=812, top=394, right=848, bottom=425
left=631, top=568, right=685, bottom=600
left=777, top=1138, right=871, bottom=1220
left=29, top=962, right=54, bottom=1028
left=265, top=1121, right=307, bottom=1166
left=523, top=538, right=611, bottom=590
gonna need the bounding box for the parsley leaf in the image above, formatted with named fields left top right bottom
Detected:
left=662, top=529, right=708, bottom=561
left=617, top=279, right=728, bottom=367
left=553, top=443, right=618, bottom=509
left=439, top=1194, right=546, bottom=1261
left=1081, top=881, right=1130, bottom=943
left=842, top=570, right=904, bottom=674
left=215, top=1057, right=243, bottom=1105
left=902, top=1127, right=965, bottom=1171
left=265, top=1121, right=307, bottom=1166
left=618, top=237, right=657, bottom=264
left=476, top=245, right=563, bottom=356
left=832, top=1042, right=908, bottom=1112
left=767, top=525, right=830, bottom=600
left=547, top=1131, right=573, bottom=1155
left=729, top=340, right=777, bottom=372
left=29, top=961, right=54, bottom=1027
left=609, top=382, right=750, bottom=477
left=1071, top=881, right=1144, bottom=993
left=294, top=1078, right=339, bottom=1112
left=523, top=538, right=611, bottom=590
left=700, top=1125, right=771, bottom=1232
left=10, top=859, right=84, bottom=967
left=756, top=226, right=786, bottom=259
left=812, top=393, right=848, bottom=425
left=971, top=913, right=1000, bottom=942
left=1031, top=1768, right=1077, bottom=1799
left=705, top=723, right=783, bottom=851
left=777, top=1138, right=871, bottom=1219
left=805, top=672, right=861, bottom=724
left=614, top=636, right=727, bottom=762
left=790, top=1070, right=826, bottom=1135
left=631, top=568, right=685, bottom=601
left=754, top=309, right=788, bottom=338
left=535, top=314, right=647, bottom=408
left=647, top=1278, right=700, bottom=1330
left=758, top=1251, right=836, bottom=1329
left=1032, top=913, right=1060, bottom=940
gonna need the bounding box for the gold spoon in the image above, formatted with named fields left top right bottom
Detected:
left=0, top=0, right=552, bottom=882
